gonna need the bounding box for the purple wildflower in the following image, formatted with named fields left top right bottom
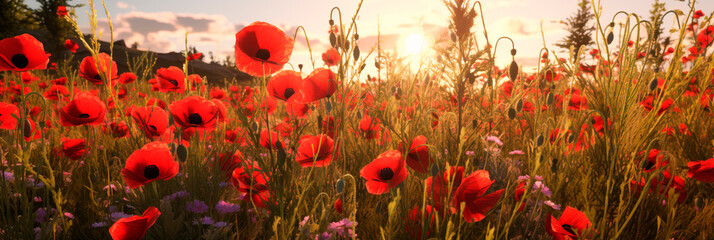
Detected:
left=186, top=200, right=209, bottom=213
left=215, top=200, right=241, bottom=214
left=328, top=218, right=357, bottom=238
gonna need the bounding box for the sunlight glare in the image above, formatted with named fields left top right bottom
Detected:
left=403, top=33, right=425, bottom=56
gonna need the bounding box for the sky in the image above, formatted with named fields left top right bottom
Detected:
left=27, top=0, right=714, bottom=75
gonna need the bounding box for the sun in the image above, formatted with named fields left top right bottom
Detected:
left=403, top=33, right=425, bottom=56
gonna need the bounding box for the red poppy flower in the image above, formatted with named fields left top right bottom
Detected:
left=515, top=182, right=526, bottom=212
left=0, top=102, right=19, bottom=130
left=121, top=142, right=178, bottom=189
left=0, top=34, right=50, bottom=72
left=156, top=66, right=185, bottom=93
left=322, top=115, right=336, bottom=138
left=106, top=121, right=130, bottom=138
left=234, top=21, right=294, bottom=77
left=545, top=206, right=591, bottom=240
left=23, top=119, right=41, bottom=141
left=360, top=150, right=408, bottom=195
left=58, top=91, right=107, bottom=127
left=108, top=207, right=161, bottom=240
left=210, top=87, right=226, bottom=100
left=295, top=134, right=334, bottom=167
left=118, top=72, right=137, bottom=84
left=168, top=96, right=219, bottom=129
left=426, top=166, right=464, bottom=213
left=212, top=99, right=228, bottom=123
left=79, top=53, right=118, bottom=85
left=21, top=72, right=39, bottom=84
left=694, top=10, right=705, bottom=19
left=56, top=6, right=68, bottom=17
left=334, top=198, right=343, bottom=214
left=399, top=135, right=432, bottom=173
left=259, top=129, right=283, bottom=149
left=186, top=53, right=202, bottom=61
left=64, top=39, right=78, bottom=53
left=231, top=162, right=271, bottom=208
left=405, top=205, right=435, bottom=239
left=286, top=98, right=309, bottom=118
left=62, top=138, right=87, bottom=160
left=43, top=85, right=69, bottom=101
left=637, top=149, right=667, bottom=172
left=688, top=158, right=714, bottom=182
left=300, top=68, right=337, bottom=102
left=267, top=70, right=302, bottom=101
left=219, top=149, right=245, bottom=179
left=146, top=98, right=167, bottom=109
left=321, top=48, right=341, bottom=66
left=451, top=170, right=504, bottom=222
left=359, top=115, right=381, bottom=139
left=259, top=96, right=277, bottom=114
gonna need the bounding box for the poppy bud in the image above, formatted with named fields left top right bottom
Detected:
left=648, top=78, right=658, bottom=91
left=354, top=33, right=359, bottom=40
left=20, top=119, right=32, bottom=139
left=536, top=134, right=544, bottom=147
left=546, top=92, right=554, bottom=105
left=329, top=19, right=334, bottom=26
left=509, top=60, right=519, bottom=81
left=609, top=22, right=615, bottom=28
left=695, top=197, right=703, bottom=210
left=298, top=64, right=303, bottom=71
left=335, top=179, right=345, bottom=193
left=359, top=63, right=366, bottom=72
left=353, top=46, right=360, bottom=61
left=430, top=163, right=439, bottom=178
left=467, top=71, right=476, bottom=84
left=276, top=144, right=286, bottom=167
left=510, top=49, right=517, bottom=56
left=251, top=122, right=259, bottom=132
left=516, top=99, right=523, bottom=112
left=356, top=111, right=362, bottom=119
left=326, top=100, right=332, bottom=112
left=607, top=31, right=614, bottom=45
left=568, top=134, right=575, bottom=143
left=508, top=108, right=517, bottom=120
left=472, top=119, right=478, bottom=128
left=168, top=111, right=174, bottom=126
left=450, top=32, right=457, bottom=42
left=330, top=33, right=337, bottom=47
left=176, top=145, right=188, bottom=162
left=551, top=158, right=558, bottom=173
left=375, top=60, right=380, bottom=69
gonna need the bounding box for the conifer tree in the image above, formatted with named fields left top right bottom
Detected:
left=555, top=0, right=595, bottom=55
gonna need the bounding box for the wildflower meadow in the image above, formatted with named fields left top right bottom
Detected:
left=1, top=0, right=714, bottom=239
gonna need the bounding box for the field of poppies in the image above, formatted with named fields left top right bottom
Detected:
left=2, top=0, right=714, bottom=239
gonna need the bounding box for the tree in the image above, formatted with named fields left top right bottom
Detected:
left=555, top=0, right=595, bottom=55
left=648, top=0, right=668, bottom=71
left=0, top=0, right=39, bottom=39
left=33, top=0, right=77, bottom=54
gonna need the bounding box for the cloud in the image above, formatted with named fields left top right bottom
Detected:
left=494, top=17, right=564, bottom=38
left=87, top=11, right=239, bottom=58
left=116, top=2, right=128, bottom=9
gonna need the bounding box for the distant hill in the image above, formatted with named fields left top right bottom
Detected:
left=67, top=36, right=253, bottom=85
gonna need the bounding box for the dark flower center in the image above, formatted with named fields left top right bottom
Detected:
left=168, top=79, right=179, bottom=86
left=379, top=167, right=395, bottom=181
left=284, top=88, right=295, bottom=99
left=94, top=74, right=102, bottom=80
left=644, top=160, right=655, bottom=170
left=188, top=113, right=203, bottom=125
left=11, top=54, right=29, bottom=69
left=144, top=165, right=160, bottom=179
left=562, top=224, right=577, bottom=236
left=78, top=113, right=90, bottom=118
left=149, top=125, right=157, bottom=132
left=255, top=48, right=270, bottom=61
